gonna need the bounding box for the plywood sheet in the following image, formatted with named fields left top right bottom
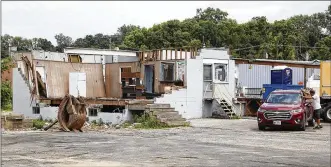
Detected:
left=105, top=62, right=141, bottom=98
left=34, top=60, right=106, bottom=98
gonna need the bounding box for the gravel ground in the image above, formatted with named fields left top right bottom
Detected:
left=2, top=119, right=330, bottom=167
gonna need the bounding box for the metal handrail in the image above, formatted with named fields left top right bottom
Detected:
left=213, top=84, right=241, bottom=116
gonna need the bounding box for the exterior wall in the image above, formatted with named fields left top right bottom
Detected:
left=40, top=107, right=58, bottom=120
left=88, top=109, right=131, bottom=125
left=238, top=64, right=318, bottom=88
left=32, top=50, right=67, bottom=62
left=64, top=48, right=137, bottom=57
left=12, top=68, right=37, bottom=118
left=34, top=60, right=106, bottom=98
left=105, top=62, right=140, bottom=98
left=155, top=58, right=203, bottom=119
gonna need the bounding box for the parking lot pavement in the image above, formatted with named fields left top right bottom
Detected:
left=2, top=119, right=330, bottom=167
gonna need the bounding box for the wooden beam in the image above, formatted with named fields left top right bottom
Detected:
left=170, top=49, right=173, bottom=60
left=40, top=98, right=128, bottom=106
left=234, top=59, right=319, bottom=69
left=175, top=48, right=178, bottom=60
left=160, top=50, right=163, bottom=60
left=304, top=68, right=307, bottom=88
left=185, top=49, right=187, bottom=59
left=180, top=49, right=183, bottom=59
left=166, top=50, right=168, bottom=60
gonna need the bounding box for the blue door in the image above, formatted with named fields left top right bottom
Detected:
left=144, top=65, right=154, bottom=93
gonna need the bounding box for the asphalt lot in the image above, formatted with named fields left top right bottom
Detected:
left=2, top=119, right=331, bottom=167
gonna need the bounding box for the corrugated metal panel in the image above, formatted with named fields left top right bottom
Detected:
left=34, top=60, right=106, bottom=98
left=238, top=64, right=318, bottom=88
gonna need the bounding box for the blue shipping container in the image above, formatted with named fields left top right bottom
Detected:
left=262, top=84, right=303, bottom=100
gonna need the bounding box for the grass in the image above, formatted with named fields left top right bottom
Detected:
left=131, top=113, right=191, bottom=129
left=230, top=115, right=242, bottom=119
left=32, top=119, right=46, bottom=129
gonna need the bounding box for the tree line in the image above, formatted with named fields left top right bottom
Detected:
left=1, top=5, right=330, bottom=60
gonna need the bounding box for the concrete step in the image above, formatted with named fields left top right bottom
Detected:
left=146, top=103, right=171, bottom=109
left=165, top=120, right=188, bottom=126
left=147, top=108, right=176, bottom=113
left=156, top=113, right=183, bottom=120
left=159, top=117, right=186, bottom=122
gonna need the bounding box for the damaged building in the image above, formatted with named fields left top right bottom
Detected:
left=13, top=47, right=275, bottom=125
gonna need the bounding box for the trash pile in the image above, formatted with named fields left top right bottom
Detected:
left=44, top=94, right=87, bottom=132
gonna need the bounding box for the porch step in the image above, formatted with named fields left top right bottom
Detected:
left=156, top=113, right=184, bottom=121
left=146, top=103, right=171, bottom=109
left=165, top=120, right=188, bottom=126
left=145, top=103, right=187, bottom=126
left=146, top=108, right=176, bottom=113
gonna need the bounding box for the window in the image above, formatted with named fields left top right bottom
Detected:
left=267, top=93, right=301, bottom=104
left=203, top=64, right=212, bottom=81
left=68, top=55, right=82, bottom=63
left=88, top=108, right=98, bottom=117
left=161, top=63, right=174, bottom=81
left=214, top=64, right=227, bottom=82
left=32, top=107, right=40, bottom=114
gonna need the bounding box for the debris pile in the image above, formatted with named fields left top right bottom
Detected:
left=44, top=94, right=87, bottom=132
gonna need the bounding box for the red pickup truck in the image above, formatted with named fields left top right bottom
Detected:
left=257, top=89, right=313, bottom=131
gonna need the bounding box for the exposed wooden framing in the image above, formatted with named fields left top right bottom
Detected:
left=304, top=68, right=307, bottom=88
left=40, top=98, right=128, bottom=106
left=170, top=49, right=173, bottom=60
left=180, top=49, right=183, bottom=59
left=147, top=51, right=150, bottom=61
left=175, top=48, right=178, bottom=60
left=185, top=49, right=187, bottom=59
left=165, top=50, right=168, bottom=60
left=160, top=49, right=163, bottom=61
left=234, top=59, right=320, bottom=69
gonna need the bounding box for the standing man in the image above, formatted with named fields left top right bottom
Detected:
left=310, top=89, right=323, bottom=129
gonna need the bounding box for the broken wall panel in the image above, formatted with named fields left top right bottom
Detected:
left=33, top=60, right=106, bottom=98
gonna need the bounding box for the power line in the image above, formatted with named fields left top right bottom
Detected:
left=233, top=44, right=331, bottom=51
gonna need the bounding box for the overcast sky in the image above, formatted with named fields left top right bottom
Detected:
left=2, top=1, right=330, bottom=45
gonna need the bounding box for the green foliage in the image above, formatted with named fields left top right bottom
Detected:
left=1, top=57, right=12, bottom=73
left=2, top=5, right=331, bottom=60
left=54, top=33, right=73, bottom=52
left=133, top=114, right=169, bottom=129
left=1, top=81, right=12, bottom=111
left=33, top=119, right=45, bottom=129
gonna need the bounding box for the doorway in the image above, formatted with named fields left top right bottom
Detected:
left=144, top=65, right=154, bottom=93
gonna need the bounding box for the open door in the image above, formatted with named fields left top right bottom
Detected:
left=144, top=65, right=154, bottom=93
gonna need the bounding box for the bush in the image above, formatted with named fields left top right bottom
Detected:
left=1, top=81, right=12, bottom=111
left=133, top=114, right=169, bottom=129
left=33, top=119, right=46, bottom=129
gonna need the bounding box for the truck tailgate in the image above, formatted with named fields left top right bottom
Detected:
left=320, top=61, right=331, bottom=96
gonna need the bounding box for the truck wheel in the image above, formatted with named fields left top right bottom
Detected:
left=258, top=125, right=265, bottom=131
left=324, top=106, right=331, bottom=123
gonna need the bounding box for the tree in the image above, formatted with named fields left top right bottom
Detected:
left=32, top=38, right=55, bottom=51
left=195, top=7, right=228, bottom=23
left=54, top=33, right=73, bottom=52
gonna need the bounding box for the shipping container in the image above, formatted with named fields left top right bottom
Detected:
left=320, top=61, right=331, bottom=97
left=238, top=64, right=318, bottom=88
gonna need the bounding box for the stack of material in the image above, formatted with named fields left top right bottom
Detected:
left=302, top=88, right=313, bottom=100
